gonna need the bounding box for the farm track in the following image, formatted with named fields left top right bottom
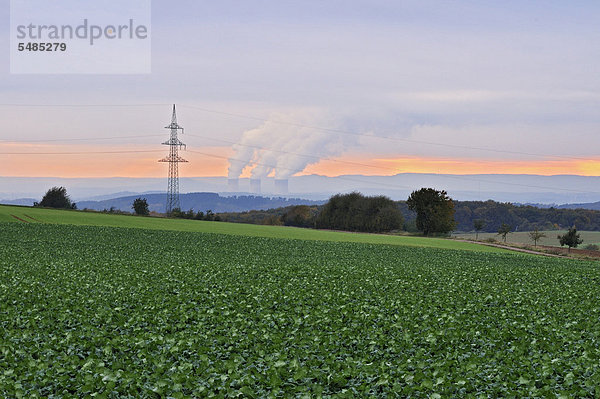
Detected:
left=453, top=239, right=565, bottom=258
left=455, top=239, right=600, bottom=259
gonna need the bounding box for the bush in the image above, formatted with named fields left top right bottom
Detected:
left=584, top=244, right=599, bottom=251
left=169, top=208, right=185, bottom=218
left=35, top=186, right=76, bottom=209
left=132, top=198, right=149, bottom=216
left=262, top=215, right=283, bottom=226
left=316, top=192, right=403, bottom=233
left=169, top=208, right=222, bottom=222
left=402, top=219, right=419, bottom=233
left=558, top=227, right=583, bottom=253
left=282, top=205, right=317, bottom=228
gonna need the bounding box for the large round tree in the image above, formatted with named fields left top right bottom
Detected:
left=35, top=186, right=77, bottom=209
left=406, top=188, right=456, bottom=236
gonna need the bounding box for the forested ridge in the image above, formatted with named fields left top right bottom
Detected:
left=452, top=200, right=600, bottom=232
left=218, top=199, right=600, bottom=232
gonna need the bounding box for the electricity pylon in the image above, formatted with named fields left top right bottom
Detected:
left=159, top=104, right=188, bottom=214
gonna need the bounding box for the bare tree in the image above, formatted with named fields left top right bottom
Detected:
left=497, top=223, right=512, bottom=243
left=473, top=219, right=486, bottom=240
left=528, top=229, right=546, bottom=247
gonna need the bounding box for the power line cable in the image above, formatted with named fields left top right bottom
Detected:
left=186, top=149, right=600, bottom=194
left=184, top=133, right=600, bottom=194
left=1, top=132, right=597, bottom=195
left=185, top=133, right=390, bottom=172
left=0, top=134, right=165, bottom=144
left=0, top=103, right=168, bottom=107
left=0, top=149, right=163, bottom=155
left=0, top=102, right=594, bottom=161
left=186, top=149, right=415, bottom=191
left=1, top=102, right=598, bottom=195
left=178, top=104, right=594, bottom=162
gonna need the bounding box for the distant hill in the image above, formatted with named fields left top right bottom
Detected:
left=4, top=173, right=600, bottom=204
left=0, top=198, right=36, bottom=206
left=77, top=192, right=325, bottom=213
left=519, top=201, right=600, bottom=211
left=557, top=201, right=600, bottom=211
left=81, top=191, right=161, bottom=201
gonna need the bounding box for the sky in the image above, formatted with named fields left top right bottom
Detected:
left=1, top=0, right=599, bottom=178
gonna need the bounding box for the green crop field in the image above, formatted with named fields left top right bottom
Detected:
left=1, top=222, right=599, bottom=397
left=456, top=230, right=600, bottom=248
left=0, top=204, right=506, bottom=253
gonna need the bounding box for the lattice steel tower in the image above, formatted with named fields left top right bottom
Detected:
left=159, top=104, right=188, bottom=214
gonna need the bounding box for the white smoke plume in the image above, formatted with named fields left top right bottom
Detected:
left=227, top=111, right=347, bottom=179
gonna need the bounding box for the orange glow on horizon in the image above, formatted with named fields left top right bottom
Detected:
left=301, top=156, right=600, bottom=177
left=2, top=143, right=600, bottom=178
left=0, top=143, right=232, bottom=178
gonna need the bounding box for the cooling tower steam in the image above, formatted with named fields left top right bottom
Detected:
left=227, top=112, right=345, bottom=180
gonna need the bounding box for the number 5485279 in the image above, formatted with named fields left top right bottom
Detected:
left=18, top=42, right=67, bottom=51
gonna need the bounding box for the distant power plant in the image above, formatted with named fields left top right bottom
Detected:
left=275, top=179, right=289, bottom=194
left=224, top=178, right=289, bottom=195
left=250, top=179, right=261, bottom=194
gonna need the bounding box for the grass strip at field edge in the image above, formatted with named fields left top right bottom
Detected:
left=0, top=204, right=511, bottom=254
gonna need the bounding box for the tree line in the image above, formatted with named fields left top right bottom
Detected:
left=221, top=189, right=456, bottom=236
left=219, top=195, right=600, bottom=235
left=315, top=192, right=405, bottom=233
left=453, top=200, right=600, bottom=232
left=34, top=187, right=600, bottom=238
